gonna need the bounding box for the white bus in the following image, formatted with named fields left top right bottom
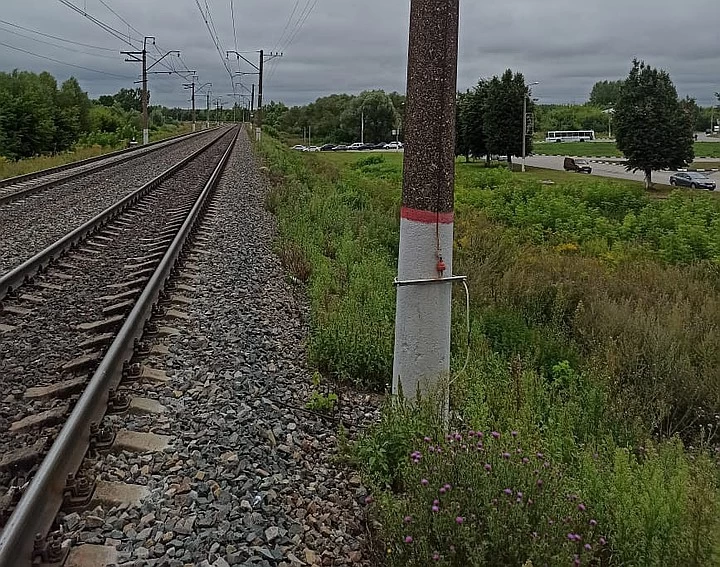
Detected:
left=545, top=130, right=595, bottom=143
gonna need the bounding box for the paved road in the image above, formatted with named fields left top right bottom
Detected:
left=696, top=132, right=720, bottom=142
left=523, top=155, right=720, bottom=187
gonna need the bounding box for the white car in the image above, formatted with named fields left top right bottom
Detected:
left=348, top=142, right=365, bottom=150
left=384, top=141, right=403, bottom=150
left=291, top=145, right=307, bottom=151
left=307, top=146, right=321, bottom=152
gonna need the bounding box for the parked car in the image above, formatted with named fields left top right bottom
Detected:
left=563, top=157, right=592, bottom=173
left=706, top=129, right=712, bottom=135
left=669, top=171, right=716, bottom=190
left=384, top=141, right=403, bottom=150
left=348, top=142, right=365, bottom=150
left=307, top=146, right=321, bottom=152
left=372, top=142, right=387, bottom=149
left=320, top=144, right=336, bottom=151
left=333, top=144, right=349, bottom=151
left=291, top=144, right=307, bottom=151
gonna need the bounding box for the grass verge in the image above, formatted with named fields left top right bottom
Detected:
left=257, top=134, right=720, bottom=566
left=0, top=122, right=194, bottom=180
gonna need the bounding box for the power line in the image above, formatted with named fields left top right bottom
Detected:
left=0, top=18, right=117, bottom=51
left=97, top=0, right=144, bottom=39
left=272, top=0, right=300, bottom=53
left=0, top=23, right=119, bottom=60
left=194, top=0, right=234, bottom=88
left=284, top=0, right=319, bottom=50
left=0, top=40, right=133, bottom=79
left=57, top=0, right=142, bottom=48
left=230, top=0, right=239, bottom=53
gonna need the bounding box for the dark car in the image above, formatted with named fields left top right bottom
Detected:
left=563, top=157, right=592, bottom=174
left=669, top=171, right=716, bottom=190
left=320, top=144, right=336, bottom=151
left=333, top=144, right=349, bottom=151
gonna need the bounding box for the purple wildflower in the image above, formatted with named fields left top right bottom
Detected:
left=517, top=491, right=523, bottom=499
left=584, top=544, right=592, bottom=551
left=433, top=499, right=439, bottom=505
left=477, top=431, right=484, bottom=438
left=431, top=505, right=439, bottom=513
left=424, top=436, right=432, bottom=443
left=491, top=431, right=500, bottom=439
left=444, top=483, right=452, bottom=491
left=522, top=457, right=529, bottom=464
left=439, top=487, right=446, bottom=495
left=536, top=452, right=544, bottom=459
left=364, top=495, right=373, bottom=504
left=502, top=452, right=511, bottom=460
left=578, top=503, right=586, bottom=512
left=404, top=516, right=412, bottom=524
left=404, top=535, right=413, bottom=544
left=455, top=516, right=464, bottom=525
left=503, top=488, right=513, bottom=496
left=589, top=519, right=597, bottom=527
left=484, top=463, right=492, bottom=472
left=537, top=479, right=543, bottom=487
left=599, top=537, right=606, bottom=546
left=432, top=552, right=440, bottom=561
left=511, top=430, right=518, bottom=437
left=468, top=430, right=475, bottom=437
left=454, top=433, right=462, bottom=441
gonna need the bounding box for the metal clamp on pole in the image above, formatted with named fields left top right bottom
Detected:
left=394, top=275, right=467, bottom=287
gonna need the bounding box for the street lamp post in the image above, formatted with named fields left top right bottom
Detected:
left=521, top=81, right=540, bottom=173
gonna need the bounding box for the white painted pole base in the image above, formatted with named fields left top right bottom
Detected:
left=142, top=129, right=149, bottom=145
left=392, top=213, right=454, bottom=400
left=192, top=122, right=196, bottom=133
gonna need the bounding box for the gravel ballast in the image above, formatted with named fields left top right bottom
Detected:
left=68, top=130, right=380, bottom=566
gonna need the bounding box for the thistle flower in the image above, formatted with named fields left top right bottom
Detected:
left=536, top=452, right=544, bottom=459
left=432, top=505, right=439, bottom=513
left=502, top=452, right=511, bottom=460
left=599, top=537, right=607, bottom=546
left=432, top=552, right=440, bottom=561
left=589, top=519, right=597, bottom=527
left=578, top=503, right=586, bottom=512
left=484, top=463, right=492, bottom=472
left=404, top=516, right=412, bottom=524
left=491, top=431, right=500, bottom=439
left=424, top=436, right=432, bottom=443
left=522, top=457, right=529, bottom=464
left=511, top=430, right=518, bottom=437
left=584, top=544, right=592, bottom=551
left=444, top=483, right=452, bottom=491
left=455, top=516, right=464, bottom=525
left=421, top=478, right=429, bottom=487
left=503, top=488, right=513, bottom=496
left=439, top=487, right=447, bottom=495
left=404, top=535, right=413, bottom=544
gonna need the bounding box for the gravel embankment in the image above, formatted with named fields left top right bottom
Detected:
left=69, top=130, right=381, bottom=566
left=0, top=128, right=226, bottom=275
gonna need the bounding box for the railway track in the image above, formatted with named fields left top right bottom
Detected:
left=0, top=128, right=227, bottom=275
left=0, top=126, right=239, bottom=566
left=0, top=128, right=210, bottom=206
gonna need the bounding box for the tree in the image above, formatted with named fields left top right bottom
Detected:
left=113, top=88, right=144, bottom=112
left=614, top=59, right=693, bottom=189
left=484, top=69, right=534, bottom=165
left=679, top=96, right=701, bottom=132
left=456, top=81, right=488, bottom=162
left=589, top=80, right=624, bottom=108
left=98, top=95, right=115, bottom=107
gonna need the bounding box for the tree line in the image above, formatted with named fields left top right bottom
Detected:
left=0, top=71, right=209, bottom=161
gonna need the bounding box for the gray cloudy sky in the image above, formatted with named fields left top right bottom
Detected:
left=1, top=0, right=719, bottom=109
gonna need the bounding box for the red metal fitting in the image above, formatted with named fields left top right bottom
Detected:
left=436, top=258, right=446, bottom=275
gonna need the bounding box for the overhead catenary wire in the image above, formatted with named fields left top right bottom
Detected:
left=0, top=18, right=118, bottom=51
left=230, top=0, right=239, bottom=53
left=194, top=0, right=235, bottom=89
left=57, top=0, right=143, bottom=48
left=0, top=24, right=120, bottom=60
left=0, top=40, right=133, bottom=79
left=266, top=0, right=320, bottom=84
left=97, top=0, right=144, bottom=39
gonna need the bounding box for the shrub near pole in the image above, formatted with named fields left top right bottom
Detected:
left=392, top=0, right=460, bottom=401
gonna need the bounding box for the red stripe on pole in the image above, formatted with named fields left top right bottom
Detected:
left=400, top=206, right=454, bottom=224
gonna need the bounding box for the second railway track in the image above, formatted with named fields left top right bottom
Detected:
left=0, top=126, right=239, bottom=564
left=0, top=127, right=227, bottom=275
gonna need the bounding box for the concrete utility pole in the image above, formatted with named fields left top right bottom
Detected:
left=361, top=109, right=365, bottom=144
left=122, top=37, right=180, bottom=145
left=206, top=91, right=211, bottom=129
left=521, top=81, right=539, bottom=172
left=392, top=0, right=460, bottom=400
left=183, top=80, right=196, bottom=132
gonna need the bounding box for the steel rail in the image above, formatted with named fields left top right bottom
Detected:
left=0, top=127, right=218, bottom=206
left=0, top=128, right=230, bottom=300
left=0, top=126, right=239, bottom=567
